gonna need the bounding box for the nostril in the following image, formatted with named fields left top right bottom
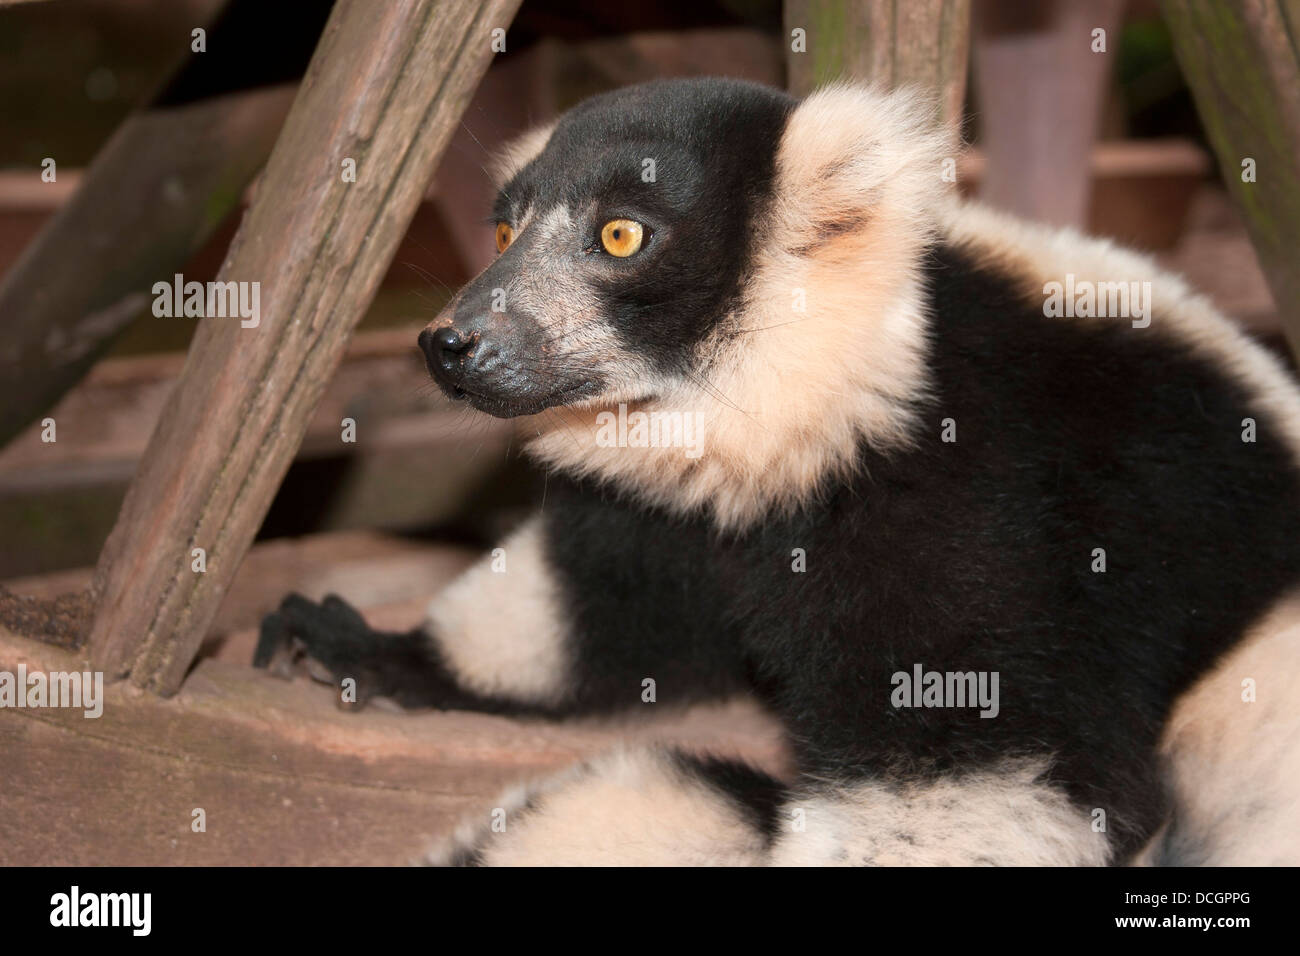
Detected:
left=433, top=327, right=470, bottom=357
left=420, top=327, right=475, bottom=379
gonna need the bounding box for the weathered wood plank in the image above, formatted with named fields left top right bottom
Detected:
left=0, top=626, right=787, bottom=865
left=0, top=86, right=295, bottom=448
left=86, top=0, right=522, bottom=695
left=784, top=0, right=970, bottom=128
left=0, top=0, right=340, bottom=448
left=4, top=532, right=482, bottom=657
left=1162, top=0, right=1300, bottom=362
left=0, top=327, right=516, bottom=580
left=0, top=330, right=509, bottom=493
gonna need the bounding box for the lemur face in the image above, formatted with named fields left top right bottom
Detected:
left=420, top=79, right=793, bottom=418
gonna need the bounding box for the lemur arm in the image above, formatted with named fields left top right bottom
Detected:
left=254, top=513, right=745, bottom=715
left=254, top=593, right=512, bottom=712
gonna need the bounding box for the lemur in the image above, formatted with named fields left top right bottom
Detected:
left=255, top=78, right=1300, bottom=866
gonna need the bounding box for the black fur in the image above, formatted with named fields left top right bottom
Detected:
left=672, top=752, right=787, bottom=843
left=255, top=594, right=514, bottom=714
left=493, top=78, right=794, bottom=375
left=428, top=79, right=793, bottom=418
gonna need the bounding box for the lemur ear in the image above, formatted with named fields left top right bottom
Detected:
left=491, top=120, right=558, bottom=188
left=769, top=84, right=955, bottom=262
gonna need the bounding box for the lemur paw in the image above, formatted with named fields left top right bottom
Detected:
left=254, top=593, right=396, bottom=709
left=255, top=592, right=477, bottom=711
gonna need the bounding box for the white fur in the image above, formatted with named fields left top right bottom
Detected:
left=424, top=747, right=771, bottom=866
left=772, top=760, right=1111, bottom=866
left=522, top=84, right=951, bottom=529
left=426, top=751, right=1109, bottom=866
left=1156, top=592, right=1300, bottom=865
left=425, top=518, right=570, bottom=706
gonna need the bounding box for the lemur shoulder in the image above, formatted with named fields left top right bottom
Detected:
left=256, top=78, right=1300, bottom=866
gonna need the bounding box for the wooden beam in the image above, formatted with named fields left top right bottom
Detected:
left=0, top=330, right=516, bottom=580
left=5, top=532, right=482, bottom=654
left=0, top=86, right=295, bottom=448
left=784, top=0, right=970, bottom=128
left=86, top=0, right=522, bottom=695
left=1162, top=0, right=1300, bottom=363
left=0, top=0, right=338, bottom=449
left=0, top=330, right=509, bottom=495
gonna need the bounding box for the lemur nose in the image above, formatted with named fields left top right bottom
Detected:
left=419, top=326, right=471, bottom=376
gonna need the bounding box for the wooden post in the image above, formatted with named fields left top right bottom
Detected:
left=1163, top=0, right=1300, bottom=362
left=784, top=0, right=970, bottom=129
left=86, top=0, right=521, bottom=695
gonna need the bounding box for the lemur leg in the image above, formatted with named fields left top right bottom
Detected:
left=427, top=754, right=1112, bottom=866
left=424, top=747, right=786, bottom=866
left=254, top=515, right=741, bottom=714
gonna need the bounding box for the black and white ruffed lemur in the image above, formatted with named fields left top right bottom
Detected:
left=255, top=78, right=1300, bottom=866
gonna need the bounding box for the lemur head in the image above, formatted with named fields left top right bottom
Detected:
left=420, top=78, right=793, bottom=417
left=421, top=78, right=951, bottom=527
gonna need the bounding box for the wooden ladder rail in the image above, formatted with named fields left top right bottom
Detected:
left=1164, top=0, right=1300, bottom=363
left=0, top=0, right=313, bottom=449
left=86, top=0, right=521, bottom=695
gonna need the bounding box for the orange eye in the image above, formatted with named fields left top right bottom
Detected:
left=495, top=222, right=514, bottom=253
left=600, top=219, right=644, bottom=257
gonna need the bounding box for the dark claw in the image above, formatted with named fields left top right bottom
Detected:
left=253, top=609, right=288, bottom=669
left=252, top=592, right=380, bottom=705
left=252, top=592, right=483, bottom=713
